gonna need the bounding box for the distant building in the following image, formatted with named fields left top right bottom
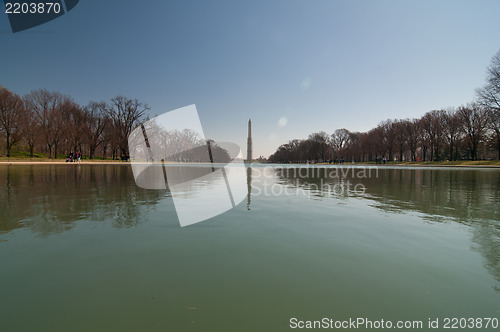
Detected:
left=255, top=156, right=267, bottom=163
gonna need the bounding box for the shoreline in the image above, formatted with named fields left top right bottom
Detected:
left=0, top=160, right=130, bottom=165
left=0, top=160, right=499, bottom=168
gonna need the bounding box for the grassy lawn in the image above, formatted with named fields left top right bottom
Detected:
left=1, top=150, right=500, bottom=166
left=313, top=160, right=500, bottom=167
left=391, top=160, right=500, bottom=166
left=0, top=150, right=121, bottom=162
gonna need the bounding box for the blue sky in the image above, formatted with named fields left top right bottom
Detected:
left=1, top=0, right=500, bottom=157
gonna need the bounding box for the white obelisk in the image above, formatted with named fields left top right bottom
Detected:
left=247, top=119, right=252, bottom=162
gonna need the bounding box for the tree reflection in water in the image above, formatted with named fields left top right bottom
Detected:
left=273, top=166, right=500, bottom=290
left=0, top=165, right=167, bottom=236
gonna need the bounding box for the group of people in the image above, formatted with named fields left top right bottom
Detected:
left=66, top=151, right=81, bottom=163
left=375, top=156, right=387, bottom=164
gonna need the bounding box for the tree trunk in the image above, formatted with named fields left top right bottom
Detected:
left=471, top=142, right=478, bottom=161
left=6, top=139, right=11, bottom=158
left=495, top=135, right=500, bottom=160
left=29, top=143, right=34, bottom=158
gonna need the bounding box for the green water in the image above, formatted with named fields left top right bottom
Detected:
left=0, top=165, right=499, bottom=331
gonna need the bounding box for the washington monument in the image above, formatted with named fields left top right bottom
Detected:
left=247, top=119, right=252, bottom=162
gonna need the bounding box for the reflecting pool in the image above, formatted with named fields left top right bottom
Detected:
left=0, top=164, right=499, bottom=331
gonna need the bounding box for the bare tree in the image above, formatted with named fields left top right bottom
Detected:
left=362, top=129, right=379, bottom=162
left=457, top=103, right=489, bottom=160
left=24, top=89, right=68, bottom=158
left=20, top=101, right=39, bottom=157
left=268, top=139, right=303, bottom=163
left=420, top=110, right=445, bottom=161
left=486, top=108, right=500, bottom=160
left=306, top=132, right=331, bottom=161
left=331, top=128, right=350, bottom=159
left=83, top=101, right=109, bottom=159
left=24, top=89, right=51, bottom=156
left=476, top=49, right=500, bottom=112
left=393, top=120, right=407, bottom=161
left=442, top=108, right=462, bottom=160
left=61, top=99, right=85, bottom=156
left=347, top=131, right=362, bottom=162
left=477, top=49, right=500, bottom=160
left=377, top=120, right=397, bottom=161
left=0, top=86, right=24, bottom=157
left=403, top=119, right=420, bottom=161
left=107, top=96, right=149, bottom=158
left=417, top=117, right=429, bottom=161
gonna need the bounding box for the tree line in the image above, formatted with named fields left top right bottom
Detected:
left=0, top=88, right=148, bottom=159
left=269, top=50, right=500, bottom=163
